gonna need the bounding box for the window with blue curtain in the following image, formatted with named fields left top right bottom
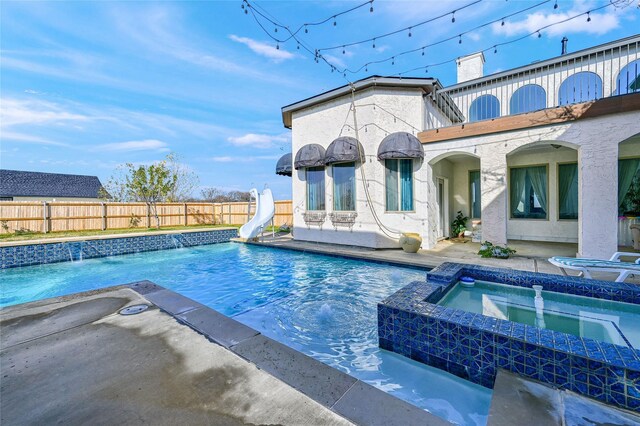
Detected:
left=510, top=84, right=546, bottom=115
left=619, top=158, right=640, bottom=215
left=469, top=170, right=481, bottom=218
left=615, top=59, right=640, bottom=95
left=558, top=71, right=602, bottom=106
left=333, top=162, right=356, bottom=211
left=510, top=165, right=547, bottom=219
left=385, top=159, right=414, bottom=211
left=306, top=167, right=325, bottom=210
left=558, top=163, right=578, bottom=220
left=469, top=94, right=500, bottom=122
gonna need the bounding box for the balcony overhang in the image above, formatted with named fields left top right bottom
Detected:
left=418, top=93, right=640, bottom=144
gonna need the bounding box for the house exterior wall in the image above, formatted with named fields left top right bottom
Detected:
left=291, top=87, right=429, bottom=248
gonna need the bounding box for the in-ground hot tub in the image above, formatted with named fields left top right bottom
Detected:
left=378, top=262, right=640, bottom=412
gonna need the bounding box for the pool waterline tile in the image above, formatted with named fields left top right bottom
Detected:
left=378, top=262, right=640, bottom=413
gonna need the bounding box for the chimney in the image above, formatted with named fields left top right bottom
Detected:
left=561, top=37, right=568, bottom=55
left=457, top=52, right=485, bottom=83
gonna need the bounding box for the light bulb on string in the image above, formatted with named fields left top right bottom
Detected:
left=586, top=12, right=591, bottom=22
left=494, top=46, right=498, bottom=54
left=459, top=35, right=462, bottom=44
left=391, top=57, right=395, bottom=65
left=342, top=46, right=346, bottom=54
left=421, top=48, right=425, bottom=56
left=276, top=43, right=280, bottom=50
left=537, top=31, right=542, bottom=38
left=372, top=38, right=376, bottom=49
left=408, top=28, right=412, bottom=37
left=333, top=16, right=337, bottom=26
left=554, top=0, right=558, bottom=9
left=369, top=1, right=373, bottom=13
left=297, top=43, right=300, bottom=50
left=501, top=18, right=505, bottom=26
left=451, top=11, right=456, bottom=23
left=304, top=25, right=308, bottom=33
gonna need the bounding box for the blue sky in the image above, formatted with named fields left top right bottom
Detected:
left=1, top=0, right=638, bottom=200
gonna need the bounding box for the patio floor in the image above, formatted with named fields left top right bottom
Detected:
left=247, top=234, right=638, bottom=282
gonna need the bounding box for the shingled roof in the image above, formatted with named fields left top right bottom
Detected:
left=0, top=170, right=105, bottom=198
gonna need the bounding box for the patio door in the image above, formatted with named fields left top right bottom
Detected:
left=436, top=177, right=448, bottom=239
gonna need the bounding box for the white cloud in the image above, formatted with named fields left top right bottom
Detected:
left=94, top=139, right=170, bottom=152
left=210, top=154, right=281, bottom=163
left=227, top=133, right=290, bottom=148
left=492, top=2, right=620, bottom=37
left=229, top=35, right=294, bottom=62
left=323, top=54, right=347, bottom=69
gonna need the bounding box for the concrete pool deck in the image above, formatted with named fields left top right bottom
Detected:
left=243, top=234, right=640, bottom=282
left=0, top=282, right=444, bottom=426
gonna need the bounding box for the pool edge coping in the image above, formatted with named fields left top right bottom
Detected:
left=0, top=227, right=239, bottom=248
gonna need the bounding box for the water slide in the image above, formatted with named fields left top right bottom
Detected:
left=239, top=188, right=275, bottom=239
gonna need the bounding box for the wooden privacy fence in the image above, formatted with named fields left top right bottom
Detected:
left=0, top=200, right=293, bottom=234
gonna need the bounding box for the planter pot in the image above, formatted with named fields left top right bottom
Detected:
left=399, top=233, right=422, bottom=253
left=631, top=224, right=640, bottom=250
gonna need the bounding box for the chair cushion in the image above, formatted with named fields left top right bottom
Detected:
left=551, top=256, right=640, bottom=271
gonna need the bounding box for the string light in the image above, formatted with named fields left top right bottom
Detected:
left=370, top=0, right=374, bottom=13
left=554, top=0, right=558, bottom=9
left=494, top=45, right=498, bottom=54
left=408, top=28, right=412, bottom=37
left=276, top=43, right=280, bottom=49
left=587, top=11, right=591, bottom=22
left=458, top=35, right=462, bottom=44
left=304, top=25, right=308, bottom=33
left=451, top=11, right=456, bottom=23
left=501, top=18, right=505, bottom=26
left=391, top=57, right=395, bottom=65
left=421, top=48, right=425, bottom=56
left=333, top=16, right=337, bottom=26
left=343, top=46, right=346, bottom=54
left=274, top=27, right=278, bottom=32
left=537, top=30, right=542, bottom=38
left=372, top=39, right=376, bottom=48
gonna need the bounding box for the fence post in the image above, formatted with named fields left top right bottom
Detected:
left=42, top=201, right=50, bottom=233
left=146, top=204, right=151, bottom=228
left=183, top=203, right=188, bottom=226
left=101, top=202, right=107, bottom=230
left=247, top=200, right=251, bottom=222
left=212, top=203, right=216, bottom=224
left=228, top=203, right=232, bottom=225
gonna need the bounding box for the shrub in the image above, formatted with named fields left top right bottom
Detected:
left=478, top=241, right=516, bottom=259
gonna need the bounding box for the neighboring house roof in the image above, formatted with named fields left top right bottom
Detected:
left=281, top=75, right=464, bottom=128
left=0, top=169, right=106, bottom=198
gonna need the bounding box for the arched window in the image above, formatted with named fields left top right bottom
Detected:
left=510, top=84, right=546, bottom=115
left=469, top=94, right=500, bottom=122
left=558, top=71, right=602, bottom=106
left=615, top=59, right=640, bottom=95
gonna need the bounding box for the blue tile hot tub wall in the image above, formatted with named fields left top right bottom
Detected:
left=378, top=262, right=640, bottom=412
left=0, top=229, right=238, bottom=269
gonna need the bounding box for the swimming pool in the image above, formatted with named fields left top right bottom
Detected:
left=0, top=243, right=491, bottom=425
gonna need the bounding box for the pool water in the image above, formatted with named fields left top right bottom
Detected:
left=439, top=281, right=640, bottom=348
left=1, top=243, right=491, bottom=425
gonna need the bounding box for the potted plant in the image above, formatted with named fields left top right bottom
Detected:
left=451, top=211, right=468, bottom=239
left=478, top=241, right=516, bottom=259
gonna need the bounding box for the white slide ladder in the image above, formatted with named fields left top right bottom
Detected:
left=239, top=188, right=275, bottom=239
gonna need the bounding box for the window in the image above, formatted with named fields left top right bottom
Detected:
left=469, top=94, right=500, bottom=122
left=615, top=59, right=640, bottom=95
left=558, top=163, right=578, bottom=220
left=385, top=159, right=414, bottom=211
left=510, top=84, right=546, bottom=115
left=0, top=197, right=13, bottom=201
left=558, top=71, right=602, bottom=106
left=306, top=167, right=325, bottom=211
left=333, top=162, right=356, bottom=211
left=510, top=166, right=548, bottom=219
left=469, top=170, right=481, bottom=219
left=619, top=158, right=640, bottom=215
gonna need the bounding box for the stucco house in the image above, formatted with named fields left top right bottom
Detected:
left=277, top=35, right=640, bottom=259
left=0, top=170, right=106, bottom=202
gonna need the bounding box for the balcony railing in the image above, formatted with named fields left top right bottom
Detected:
left=439, top=35, right=639, bottom=125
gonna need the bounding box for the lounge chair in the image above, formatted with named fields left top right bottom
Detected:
left=549, top=252, right=640, bottom=282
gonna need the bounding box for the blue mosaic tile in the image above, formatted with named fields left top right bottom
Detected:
left=0, top=229, right=238, bottom=269
left=378, top=261, right=640, bottom=412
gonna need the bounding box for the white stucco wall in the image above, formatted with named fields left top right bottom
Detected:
left=291, top=86, right=430, bottom=248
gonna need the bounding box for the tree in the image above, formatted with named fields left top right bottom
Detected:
left=165, top=153, right=199, bottom=202
left=200, top=187, right=252, bottom=203
left=125, top=160, right=177, bottom=229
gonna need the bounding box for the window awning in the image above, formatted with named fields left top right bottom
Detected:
left=377, top=132, right=424, bottom=160
left=294, top=144, right=326, bottom=169
left=324, top=137, right=364, bottom=165
left=275, top=153, right=292, bottom=176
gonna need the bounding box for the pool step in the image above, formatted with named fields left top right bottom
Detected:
left=488, top=370, right=640, bottom=425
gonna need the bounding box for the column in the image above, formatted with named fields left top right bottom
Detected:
left=480, top=153, right=508, bottom=246
left=578, top=145, right=617, bottom=258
